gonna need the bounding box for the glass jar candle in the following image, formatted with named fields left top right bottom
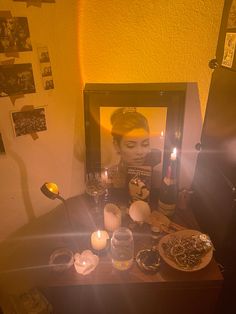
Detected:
left=111, top=227, right=134, bottom=271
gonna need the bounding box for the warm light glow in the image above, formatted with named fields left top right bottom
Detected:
left=91, top=230, right=109, bottom=251
left=171, top=147, right=177, bottom=160
left=45, top=182, right=59, bottom=194
left=82, top=261, right=86, bottom=266
left=161, top=130, right=164, bottom=137
left=101, top=169, right=108, bottom=183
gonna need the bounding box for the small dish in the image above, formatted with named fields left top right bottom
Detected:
left=49, top=247, right=74, bottom=272
left=136, top=248, right=161, bottom=273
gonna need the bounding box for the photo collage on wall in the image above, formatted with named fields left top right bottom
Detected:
left=0, top=6, right=56, bottom=142
left=37, top=46, right=54, bottom=90
left=0, top=15, right=35, bottom=97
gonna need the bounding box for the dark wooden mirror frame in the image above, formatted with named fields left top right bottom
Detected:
left=84, top=83, right=186, bottom=185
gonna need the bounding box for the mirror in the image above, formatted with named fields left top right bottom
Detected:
left=84, top=83, right=186, bottom=201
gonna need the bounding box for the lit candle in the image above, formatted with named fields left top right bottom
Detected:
left=91, top=230, right=109, bottom=251
left=170, top=147, right=177, bottom=160
left=160, top=130, right=164, bottom=139
left=101, top=169, right=108, bottom=183
left=104, top=203, right=121, bottom=232
left=74, top=250, right=99, bottom=275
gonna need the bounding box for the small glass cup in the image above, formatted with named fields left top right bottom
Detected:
left=111, top=227, right=134, bottom=271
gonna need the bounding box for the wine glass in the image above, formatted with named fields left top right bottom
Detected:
left=85, top=172, right=107, bottom=215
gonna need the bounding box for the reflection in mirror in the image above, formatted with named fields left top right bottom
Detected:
left=100, top=106, right=167, bottom=169
left=100, top=106, right=167, bottom=190
left=84, top=83, right=186, bottom=205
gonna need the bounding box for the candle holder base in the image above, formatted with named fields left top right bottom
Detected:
left=91, top=241, right=110, bottom=256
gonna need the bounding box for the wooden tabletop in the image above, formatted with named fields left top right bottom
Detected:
left=0, top=194, right=223, bottom=294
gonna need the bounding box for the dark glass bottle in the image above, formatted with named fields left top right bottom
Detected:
left=158, top=158, right=178, bottom=217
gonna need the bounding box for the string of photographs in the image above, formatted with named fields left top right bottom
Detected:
left=37, top=46, right=54, bottom=90
left=0, top=12, right=53, bottom=143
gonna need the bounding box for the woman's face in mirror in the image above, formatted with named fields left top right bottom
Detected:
left=115, top=128, right=150, bottom=166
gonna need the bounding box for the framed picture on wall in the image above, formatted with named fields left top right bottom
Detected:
left=11, top=107, right=47, bottom=137
left=84, top=83, right=186, bottom=192
left=0, top=17, right=32, bottom=53
left=0, top=63, right=36, bottom=97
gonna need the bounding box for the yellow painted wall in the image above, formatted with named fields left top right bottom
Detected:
left=79, top=0, right=224, bottom=117
left=0, top=0, right=224, bottom=241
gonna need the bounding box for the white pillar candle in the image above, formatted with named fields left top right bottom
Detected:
left=91, top=230, right=109, bottom=251
left=104, top=203, right=122, bottom=232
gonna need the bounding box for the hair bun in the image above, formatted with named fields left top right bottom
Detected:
left=110, top=107, right=136, bottom=126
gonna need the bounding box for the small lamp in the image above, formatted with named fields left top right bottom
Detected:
left=40, top=182, right=72, bottom=228
left=41, top=182, right=76, bottom=269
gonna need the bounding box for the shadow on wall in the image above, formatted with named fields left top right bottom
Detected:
left=8, top=149, right=35, bottom=222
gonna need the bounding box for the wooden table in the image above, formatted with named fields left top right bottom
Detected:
left=0, top=194, right=223, bottom=314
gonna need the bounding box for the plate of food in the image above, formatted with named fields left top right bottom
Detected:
left=158, top=229, right=213, bottom=272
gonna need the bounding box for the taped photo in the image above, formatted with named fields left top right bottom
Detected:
left=11, top=107, right=47, bottom=137
left=0, top=63, right=36, bottom=97
left=0, top=17, right=32, bottom=53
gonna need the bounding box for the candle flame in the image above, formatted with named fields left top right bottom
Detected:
left=173, top=147, right=177, bottom=155
left=161, top=130, right=164, bottom=137
left=97, top=230, right=101, bottom=238
left=82, top=261, right=86, bottom=265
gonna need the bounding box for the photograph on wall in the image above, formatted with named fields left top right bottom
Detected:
left=41, top=64, right=52, bottom=77
left=0, top=17, right=32, bottom=53
left=11, top=107, right=47, bottom=137
left=37, top=46, right=50, bottom=63
left=0, top=133, right=6, bottom=154
left=99, top=106, right=167, bottom=192
left=37, top=46, right=54, bottom=90
left=0, top=63, right=36, bottom=97
left=222, top=32, right=236, bottom=68
left=43, top=77, right=54, bottom=90
left=227, top=0, right=236, bottom=29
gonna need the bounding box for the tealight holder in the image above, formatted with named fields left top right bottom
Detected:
left=49, top=247, right=74, bottom=272
left=74, top=250, right=99, bottom=275
left=90, top=230, right=110, bottom=255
